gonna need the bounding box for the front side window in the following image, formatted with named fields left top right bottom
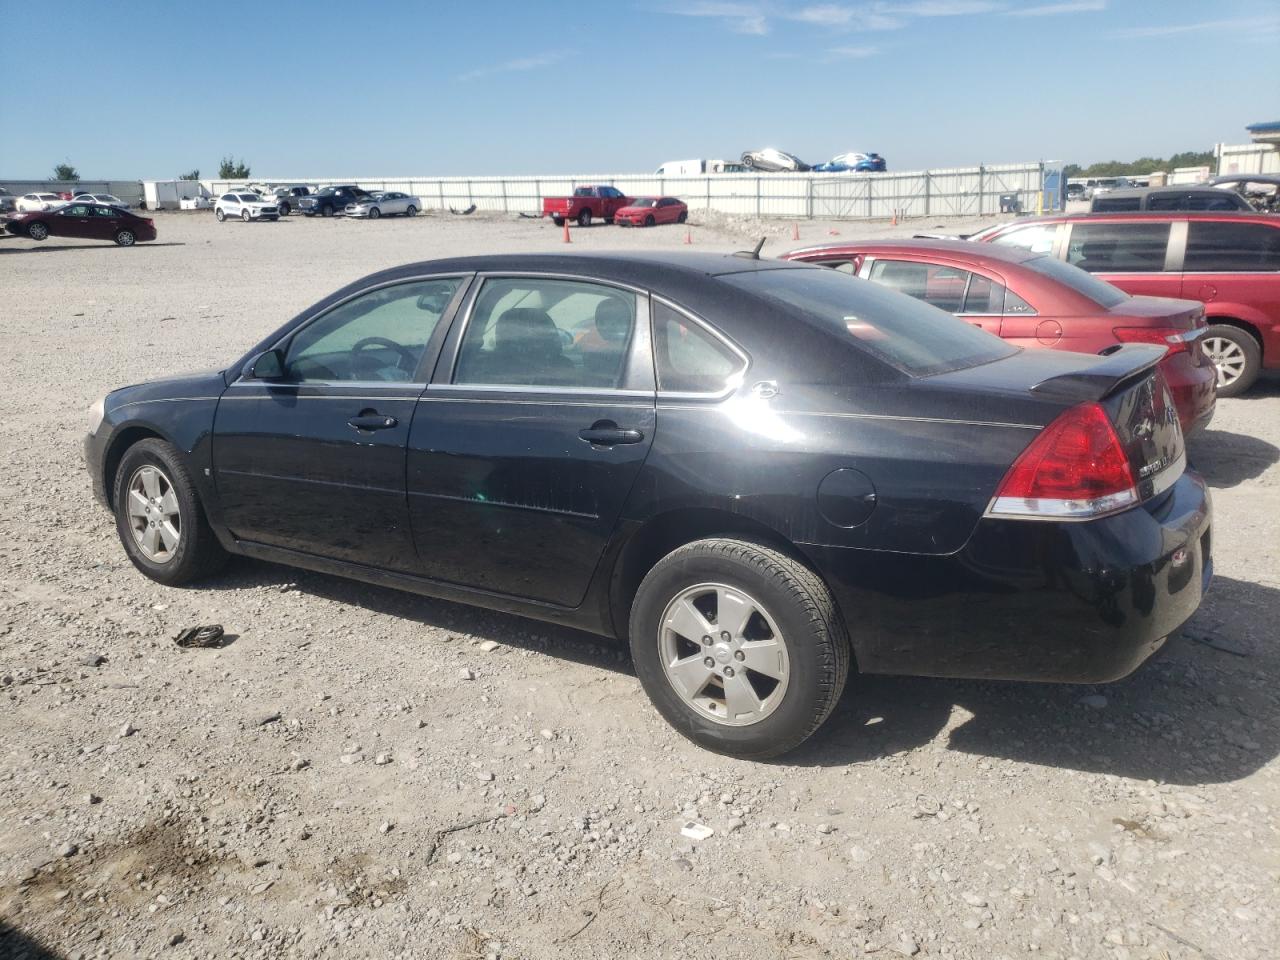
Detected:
left=1066, top=222, right=1170, bottom=273
left=283, top=278, right=461, bottom=383
left=652, top=302, right=744, bottom=394
left=59, top=204, right=91, bottom=217
left=454, top=278, right=637, bottom=389
left=988, top=222, right=1057, bottom=254
left=1184, top=222, right=1280, bottom=272
left=92, top=206, right=119, bottom=217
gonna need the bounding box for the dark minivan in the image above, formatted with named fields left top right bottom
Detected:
left=1090, top=187, right=1252, bottom=214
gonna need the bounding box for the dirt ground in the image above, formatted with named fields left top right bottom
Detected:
left=1, top=210, right=1277, bottom=960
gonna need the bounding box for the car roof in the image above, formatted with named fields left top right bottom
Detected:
left=989, top=211, right=1280, bottom=226
left=784, top=237, right=1042, bottom=266
left=1100, top=186, right=1226, bottom=199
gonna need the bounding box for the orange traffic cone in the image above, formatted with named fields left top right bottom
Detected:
left=562, top=219, right=572, bottom=243
left=791, top=222, right=800, bottom=241
left=683, top=225, right=692, bottom=245
left=891, top=209, right=898, bottom=226
left=827, top=227, right=840, bottom=236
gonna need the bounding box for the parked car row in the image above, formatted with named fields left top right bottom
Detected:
left=85, top=247, right=1213, bottom=758
left=12, top=190, right=129, bottom=212
left=739, top=149, right=888, bottom=173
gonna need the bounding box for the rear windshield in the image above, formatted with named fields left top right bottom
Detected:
left=721, top=267, right=1016, bottom=377
left=1020, top=255, right=1129, bottom=308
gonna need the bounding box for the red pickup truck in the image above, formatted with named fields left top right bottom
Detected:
left=542, top=185, right=631, bottom=227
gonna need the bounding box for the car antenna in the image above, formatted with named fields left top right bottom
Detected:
left=733, top=236, right=767, bottom=260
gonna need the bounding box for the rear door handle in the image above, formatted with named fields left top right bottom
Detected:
left=348, top=414, right=398, bottom=431
left=579, top=425, right=644, bottom=445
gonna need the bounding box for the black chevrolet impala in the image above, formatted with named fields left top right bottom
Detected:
left=84, top=253, right=1212, bottom=758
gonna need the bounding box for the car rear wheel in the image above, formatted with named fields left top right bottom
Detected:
left=369, top=207, right=381, bottom=219
left=577, top=209, right=591, bottom=227
left=114, top=229, right=135, bottom=247
left=241, top=209, right=251, bottom=222
left=406, top=205, right=417, bottom=217
left=629, top=539, right=850, bottom=759
left=1204, top=324, right=1261, bottom=398
left=27, top=221, right=49, bottom=241
left=215, top=208, right=226, bottom=222
left=113, top=439, right=227, bottom=586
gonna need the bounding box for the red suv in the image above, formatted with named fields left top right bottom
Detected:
left=781, top=239, right=1216, bottom=434
left=973, top=213, right=1280, bottom=396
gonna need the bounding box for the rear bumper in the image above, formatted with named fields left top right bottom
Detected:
left=1161, top=351, right=1215, bottom=437
left=805, top=470, right=1212, bottom=683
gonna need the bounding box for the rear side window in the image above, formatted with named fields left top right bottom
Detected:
left=1183, top=222, right=1280, bottom=272
left=1186, top=193, right=1245, bottom=211
left=961, top=273, right=1006, bottom=314
left=652, top=302, right=744, bottom=394
left=1094, top=196, right=1142, bottom=212
left=1145, top=193, right=1183, bottom=211
left=721, top=268, right=1016, bottom=378
left=1066, top=222, right=1169, bottom=273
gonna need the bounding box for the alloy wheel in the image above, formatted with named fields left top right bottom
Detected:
left=658, top=582, right=790, bottom=726
left=115, top=230, right=135, bottom=246
left=28, top=222, right=49, bottom=240
left=125, top=465, right=181, bottom=563
left=1204, top=335, right=1247, bottom=388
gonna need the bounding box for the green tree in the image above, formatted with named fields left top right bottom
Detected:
left=53, top=162, right=79, bottom=181
left=178, top=169, right=201, bottom=181
left=218, top=156, right=251, bottom=179
left=1064, top=149, right=1217, bottom=179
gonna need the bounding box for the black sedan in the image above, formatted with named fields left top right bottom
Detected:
left=84, top=253, right=1212, bottom=758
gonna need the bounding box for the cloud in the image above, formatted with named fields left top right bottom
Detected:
left=1111, top=15, right=1279, bottom=38
left=1005, top=1, right=1105, bottom=16
left=888, top=1, right=1000, bottom=15
left=666, top=0, right=1004, bottom=35
left=826, top=44, right=879, bottom=58
left=789, top=4, right=856, bottom=25
left=669, top=1, right=771, bottom=34
left=456, top=53, right=564, bottom=82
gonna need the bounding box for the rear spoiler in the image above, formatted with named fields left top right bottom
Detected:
left=1029, top=344, right=1166, bottom=403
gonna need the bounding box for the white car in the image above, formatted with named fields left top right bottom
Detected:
left=344, top=191, right=421, bottom=219
left=215, top=192, right=279, bottom=222
left=73, top=193, right=128, bottom=208
left=17, top=192, right=65, bottom=212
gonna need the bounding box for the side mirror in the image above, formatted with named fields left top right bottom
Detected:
left=248, top=348, right=285, bottom=380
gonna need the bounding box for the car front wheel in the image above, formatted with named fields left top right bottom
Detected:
left=27, top=221, right=49, bottom=241
left=406, top=205, right=417, bottom=216
left=368, top=207, right=381, bottom=219
left=215, top=208, right=226, bottom=222
left=278, top=202, right=290, bottom=216
left=577, top=209, right=591, bottom=227
left=241, top=209, right=251, bottom=222
left=113, top=439, right=227, bottom=586
left=1203, top=324, right=1261, bottom=397
left=629, top=539, right=850, bottom=759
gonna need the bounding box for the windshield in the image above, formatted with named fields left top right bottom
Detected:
left=721, top=267, right=1016, bottom=377
left=1021, top=255, right=1128, bottom=308
left=235, top=194, right=259, bottom=202
left=630, top=198, right=657, bottom=208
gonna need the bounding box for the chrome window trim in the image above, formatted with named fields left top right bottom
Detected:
left=650, top=294, right=750, bottom=401
left=444, top=272, right=652, bottom=395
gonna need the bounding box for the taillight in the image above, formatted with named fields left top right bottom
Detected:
left=1112, top=326, right=1201, bottom=354
left=988, top=402, right=1138, bottom=520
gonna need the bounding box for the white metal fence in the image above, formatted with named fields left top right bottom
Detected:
left=1215, top=142, right=1280, bottom=176
left=205, top=161, right=1053, bottom=220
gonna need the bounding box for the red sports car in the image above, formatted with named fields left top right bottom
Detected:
left=614, top=196, right=688, bottom=227
left=5, top=202, right=157, bottom=247
left=782, top=239, right=1216, bottom=435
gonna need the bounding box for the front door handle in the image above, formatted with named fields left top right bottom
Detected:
left=579, top=423, right=645, bottom=445
left=348, top=413, right=398, bottom=431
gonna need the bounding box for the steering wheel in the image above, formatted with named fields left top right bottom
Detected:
left=350, top=336, right=416, bottom=375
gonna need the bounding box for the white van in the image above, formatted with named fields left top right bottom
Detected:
left=655, top=159, right=705, bottom=176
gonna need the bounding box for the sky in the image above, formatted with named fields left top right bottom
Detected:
left=0, top=0, right=1276, bottom=179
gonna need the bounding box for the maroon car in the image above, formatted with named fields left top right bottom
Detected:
left=973, top=212, right=1280, bottom=396
left=614, top=196, right=689, bottom=227
left=6, top=202, right=157, bottom=247
left=782, top=239, right=1216, bottom=434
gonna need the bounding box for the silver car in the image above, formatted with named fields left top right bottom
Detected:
left=344, top=191, right=420, bottom=219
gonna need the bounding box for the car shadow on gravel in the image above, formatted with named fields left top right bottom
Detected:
left=788, top=575, right=1278, bottom=785
left=1187, top=428, right=1280, bottom=488
left=0, top=920, right=65, bottom=960
left=0, top=242, right=186, bottom=254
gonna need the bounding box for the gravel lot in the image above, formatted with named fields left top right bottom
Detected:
left=1, top=210, right=1277, bottom=960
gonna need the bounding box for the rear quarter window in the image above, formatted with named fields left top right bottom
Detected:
left=720, top=267, right=1016, bottom=378
left=1183, top=222, right=1280, bottom=272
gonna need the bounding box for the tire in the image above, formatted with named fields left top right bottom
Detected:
left=27, top=221, right=49, bottom=241
left=743, top=155, right=755, bottom=168
left=1203, top=324, right=1261, bottom=398
left=552, top=216, right=564, bottom=227
left=629, top=538, right=850, bottom=759
left=215, top=208, right=226, bottom=222
left=644, top=214, right=656, bottom=227
left=114, top=229, right=135, bottom=247
left=406, top=205, right=417, bottom=217
left=368, top=207, right=381, bottom=220
left=321, top=204, right=334, bottom=218
left=241, top=209, right=251, bottom=222
left=577, top=209, right=591, bottom=227
left=112, top=438, right=227, bottom=587
left=278, top=202, right=290, bottom=216
left=677, top=210, right=688, bottom=224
